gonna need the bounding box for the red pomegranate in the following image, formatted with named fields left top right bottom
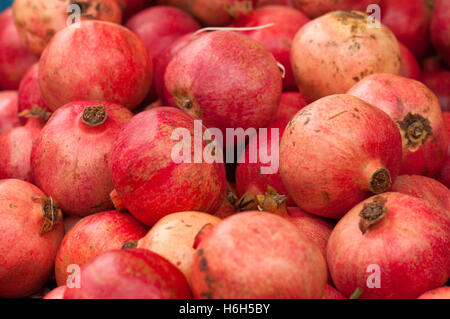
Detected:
left=292, top=0, right=380, bottom=18
left=43, top=286, right=67, bottom=300
left=0, top=91, right=20, bottom=134
left=399, top=42, right=422, bottom=81
left=348, top=73, right=449, bottom=177
left=55, top=211, right=148, bottom=286
left=108, top=107, right=227, bottom=226
left=0, top=9, right=38, bottom=90
left=39, top=20, right=152, bottom=111
left=231, top=5, right=310, bottom=91
left=271, top=92, right=308, bottom=129
left=328, top=193, right=450, bottom=299
left=118, top=0, right=151, bottom=21
left=64, top=249, right=192, bottom=299
left=0, top=179, right=64, bottom=298
left=280, top=94, right=402, bottom=219
left=430, top=0, right=450, bottom=68
left=31, top=101, right=133, bottom=216
left=190, top=211, right=327, bottom=298
left=422, top=66, right=450, bottom=112
left=323, top=284, right=346, bottom=299
left=417, top=287, right=450, bottom=299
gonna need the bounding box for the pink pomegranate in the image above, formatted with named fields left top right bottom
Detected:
left=12, top=0, right=122, bottom=56
left=328, top=193, right=450, bottom=299
left=0, top=117, right=45, bottom=182
left=118, top=0, right=151, bottom=21
left=108, top=107, right=227, bottom=226
left=418, top=287, right=450, bottom=299
left=0, top=91, right=20, bottom=133
left=39, top=20, right=152, bottom=111
left=422, top=66, right=450, bottom=112
left=43, top=286, right=67, bottom=300
left=0, top=9, right=38, bottom=90
left=164, top=30, right=282, bottom=137
left=64, top=249, right=192, bottom=299
left=380, top=0, right=431, bottom=59
left=390, top=175, right=449, bottom=216
left=348, top=73, right=449, bottom=177
left=55, top=211, right=148, bottom=286
left=292, top=0, right=381, bottom=18
left=190, top=211, right=327, bottom=298
left=31, top=101, right=133, bottom=216
left=232, top=5, right=310, bottom=91
left=430, top=0, right=450, bottom=67
left=0, top=179, right=64, bottom=298
left=280, top=94, right=402, bottom=219
left=323, top=285, right=346, bottom=299
left=399, top=42, right=422, bottom=81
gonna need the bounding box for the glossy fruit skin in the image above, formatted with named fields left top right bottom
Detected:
left=430, top=0, right=450, bottom=68
left=64, top=248, right=192, bottom=299
left=12, top=0, right=122, bottom=56
left=43, top=286, right=67, bottom=299
left=39, top=20, right=152, bottom=111
left=328, top=192, right=450, bottom=299
left=417, top=287, right=450, bottom=299
left=164, top=30, right=282, bottom=136
left=380, top=0, right=431, bottom=59
left=291, top=11, right=401, bottom=102
left=292, top=0, right=380, bottom=18
left=322, top=284, right=346, bottom=299
left=232, top=5, right=310, bottom=91
left=0, top=9, right=38, bottom=90
left=280, top=94, right=402, bottom=219
left=0, top=179, right=64, bottom=298
left=190, top=211, right=327, bottom=299
left=108, top=107, right=227, bottom=226
left=55, top=211, right=148, bottom=286
left=422, top=66, right=450, bottom=112
left=399, top=42, right=422, bottom=81
left=0, top=90, right=20, bottom=134
left=136, top=211, right=221, bottom=280
left=0, top=117, right=45, bottom=182
left=348, top=73, right=449, bottom=177
left=31, top=101, right=133, bottom=216
left=390, top=175, right=449, bottom=216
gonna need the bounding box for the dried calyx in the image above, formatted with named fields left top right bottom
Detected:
left=369, top=168, right=391, bottom=194
left=237, top=186, right=288, bottom=216
left=122, top=240, right=138, bottom=249
left=359, top=196, right=387, bottom=234
left=397, top=113, right=432, bottom=149
left=18, top=105, right=52, bottom=121
left=81, top=105, right=108, bottom=127
left=32, top=196, right=63, bottom=236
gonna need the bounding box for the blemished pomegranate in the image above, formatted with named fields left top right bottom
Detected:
left=31, top=101, right=133, bottom=216
left=292, top=0, right=380, bottom=18
left=417, top=287, right=450, bottom=299
left=0, top=91, right=20, bottom=134
left=390, top=175, right=449, bottom=216
left=126, top=211, right=221, bottom=280
left=280, top=94, right=402, bottom=219
left=0, top=9, right=38, bottom=90
left=291, top=10, right=401, bottom=102
left=348, top=73, right=449, bottom=177
left=430, top=0, right=450, bottom=68
left=323, top=284, right=346, bottom=299
left=0, top=117, right=45, bottom=182
left=39, top=20, right=152, bottom=111
left=43, top=286, right=67, bottom=300
left=422, top=65, right=450, bottom=112
left=380, top=0, right=431, bottom=59
left=231, top=5, right=310, bottom=91
left=399, top=42, right=422, bottom=81
left=0, top=179, right=64, bottom=298
left=164, top=30, right=282, bottom=137
left=190, top=211, right=327, bottom=299
left=64, top=249, right=192, bottom=299
left=327, top=193, right=450, bottom=299
left=12, top=0, right=122, bottom=56
left=55, top=211, right=148, bottom=286
left=108, top=107, right=227, bottom=226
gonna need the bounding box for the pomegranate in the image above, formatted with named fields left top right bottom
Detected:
left=214, top=184, right=238, bottom=218
left=231, top=5, right=310, bottom=91
left=271, top=92, right=308, bottom=129
left=31, top=101, right=133, bottom=216
left=323, top=285, right=346, bottom=299
left=380, top=0, right=431, bottom=59
left=0, top=9, right=38, bottom=90
left=164, top=30, right=282, bottom=137
left=348, top=73, right=449, bottom=176
left=39, top=20, right=152, bottom=111
left=328, top=193, right=450, bottom=299
left=0, top=179, right=64, bottom=298
left=418, top=287, right=450, bottom=299
left=0, top=117, right=45, bottom=182
left=190, top=211, right=327, bottom=298
left=280, top=94, right=402, bottom=219
left=12, top=0, right=122, bottom=56
left=0, top=90, right=20, bottom=134
left=422, top=66, right=450, bottom=112
left=399, top=42, right=422, bottom=81
left=390, top=175, right=449, bottom=216
left=108, top=107, right=227, bottom=226
left=118, top=0, right=151, bottom=21
left=430, top=0, right=450, bottom=67
left=55, top=211, right=148, bottom=286
left=292, top=0, right=381, bottom=18
left=291, top=10, right=401, bottom=102
left=43, top=286, right=67, bottom=300
left=64, top=249, right=192, bottom=299
left=126, top=211, right=221, bottom=280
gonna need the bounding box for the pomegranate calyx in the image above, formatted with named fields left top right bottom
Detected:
left=18, top=105, right=52, bottom=121
left=33, top=196, right=63, bottom=236
left=122, top=240, right=138, bottom=249
left=358, top=196, right=387, bottom=234
left=397, top=112, right=432, bottom=150
left=223, top=1, right=253, bottom=19
left=349, top=288, right=363, bottom=299
left=81, top=105, right=108, bottom=127
left=180, top=96, right=194, bottom=110
left=369, top=168, right=392, bottom=194
left=237, top=186, right=288, bottom=216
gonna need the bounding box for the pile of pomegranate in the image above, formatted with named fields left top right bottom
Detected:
left=0, top=0, right=449, bottom=300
